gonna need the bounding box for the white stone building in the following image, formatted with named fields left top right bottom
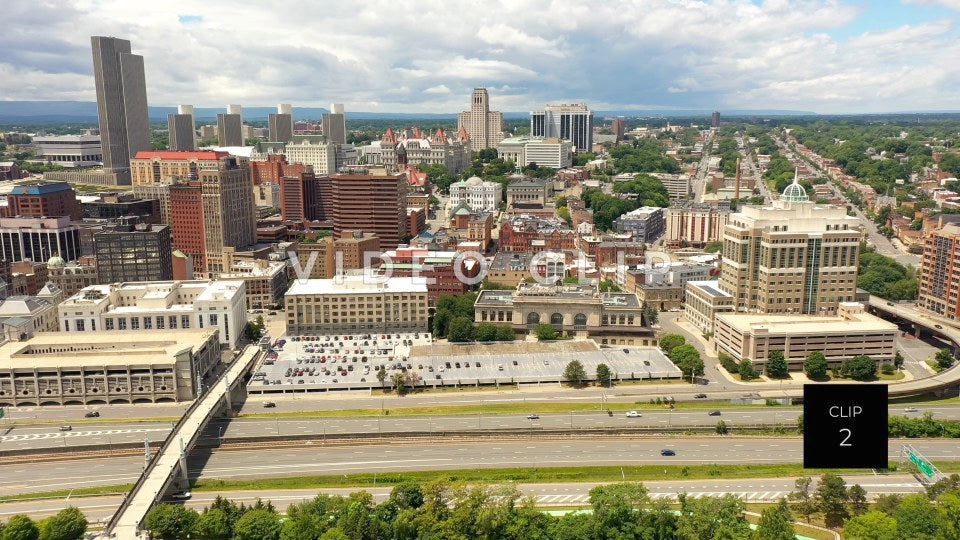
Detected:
left=449, top=176, right=502, bottom=212
left=57, top=280, right=247, bottom=349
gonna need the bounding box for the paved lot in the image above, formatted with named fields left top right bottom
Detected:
left=249, top=332, right=432, bottom=392
left=249, top=335, right=681, bottom=393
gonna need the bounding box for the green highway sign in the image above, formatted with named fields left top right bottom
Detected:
left=0, top=407, right=4, bottom=419
left=909, top=451, right=934, bottom=478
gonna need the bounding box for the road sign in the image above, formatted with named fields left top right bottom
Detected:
left=909, top=450, right=935, bottom=478
left=0, top=407, right=4, bottom=419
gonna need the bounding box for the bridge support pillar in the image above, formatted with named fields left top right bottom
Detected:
left=914, top=324, right=922, bottom=338
left=172, top=457, right=190, bottom=492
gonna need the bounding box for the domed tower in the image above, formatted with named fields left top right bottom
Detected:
left=780, top=168, right=809, bottom=204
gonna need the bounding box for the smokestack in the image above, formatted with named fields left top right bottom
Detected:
left=734, top=157, right=742, bottom=202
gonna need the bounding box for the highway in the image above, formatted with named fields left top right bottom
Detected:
left=0, top=437, right=957, bottom=497
left=0, top=474, right=929, bottom=522
left=4, top=404, right=960, bottom=452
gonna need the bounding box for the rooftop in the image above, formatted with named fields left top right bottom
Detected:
left=716, top=310, right=897, bottom=334
left=9, top=182, right=73, bottom=196
left=285, top=276, right=428, bottom=296
left=133, top=151, right=228, bottom=160
left=0, top=330, right=216, bottom=369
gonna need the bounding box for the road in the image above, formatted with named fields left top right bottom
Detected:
left=0, top=474, right=928, bottom=522
left=5, top=404, right=960, bottom=452
left=0, top=437, right=956, bottom=497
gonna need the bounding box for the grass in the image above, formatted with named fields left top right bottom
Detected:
left=927, top=359, right=945, bottom=373
left=0, top=485, right=132, bottom=503
left=370, top=378, right=687, bottom=396
left=890, top=395, right=960, bottom=405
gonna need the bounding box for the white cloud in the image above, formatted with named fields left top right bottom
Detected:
left=0, top=0, right=959, bottom=113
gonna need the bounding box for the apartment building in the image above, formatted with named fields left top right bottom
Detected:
left=329, top=173, right=408, bottom=250
left=285, top=135, right=337, bottom=175
left=284, top=276, right=429, bottom=334
left=665, top=203, right=732, bottom=248
left=919, top=223, right=960, bottom=319
left=613, top=206, right=665, bottom=242
left=57, top=280, right=246, bottom=349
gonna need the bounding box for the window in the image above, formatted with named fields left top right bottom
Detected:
left=118, top=318, right=127, bottom=330
left=209, top=314, right=218, bottom=326
left=574, top=313, right=587, bottom=327
left=181, top=315, right=190, bottom=329
left=550, top=313, right=564, bottom=326
left=144, top=317, right=152, bottom=329
left=527, top=312, right=540, bottom=325
left=64, top=320, right=70, bottom=331
left=169, top=316, right=177, bottom=329
left=105, top=318, right=114, bottom=330
left=131, top=317, right=140, bottom=330
left=156, top=316, right=164, bottom=329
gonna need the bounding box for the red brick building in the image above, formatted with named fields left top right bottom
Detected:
left=329, top=173, right=408, bottom=251
left=500, top=215, right=576, bottom=252
left=4, top=182, right=81, bottom=220
left=168, top=183, right=206, bottom=276
left=381, top=247, right=479, bottom=303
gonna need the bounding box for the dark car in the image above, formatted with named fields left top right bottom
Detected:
left=708, top=410, right=721, bottom=416
left=84, top=411, right=100, bottom=418
left=660, top=449, right=676, bottom=456
left=263, top=402, right=277, bottom=408
left=694, top=393, right=707, bottom=399
left=527, top=414, right=540, bottom=420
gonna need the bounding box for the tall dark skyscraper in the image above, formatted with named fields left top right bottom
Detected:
left=712, top=111, right=721, bottom=128
left=268, top=103, right=294, bottom=143
left=217, top=104, right=243, bottom=146
left=90, top=36, right=150, bottom=180
left=167, top=104, right=197, bottom=151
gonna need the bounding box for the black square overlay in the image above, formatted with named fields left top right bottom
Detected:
left=803, top=384, right=888, bottom=469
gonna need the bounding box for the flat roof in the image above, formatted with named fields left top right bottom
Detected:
left=716, top=312, right=898, bottom=334
left=0, top=330, right=216, bottom=369
left=286, top=276, right=428, bottom=296
left=688, top=280, right=731, bottom=298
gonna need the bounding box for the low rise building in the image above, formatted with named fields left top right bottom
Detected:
left=613, top=206, right=665, bottom=242
left=506, top=178, right=551, bottom=208
left=665, top=203, right=732, bottom=248
left=57, top=280, right=246, bottom=349
left=449, top=176, right=502, bottom=212
left=47, top=258, right=99, bottom=297
left=500, top=214, right=575, bottom=252
left=32, top=134, right=102, bottom=167
left=713, top=302, right=897, bottom=368
left=684, top=280, right=734, bottom=333
left=474, top=281, right=657, bottom=347
left=0, top=292, right=61, bottom=341
left=284, top=276, right=429, bottom=334
left=381, top=247, right=480, bottom=303
left=497, top=137, right=572, bottom=169
left=218, top=259, right=288, bottom=310
left=0, top=330, right=220, bottom=406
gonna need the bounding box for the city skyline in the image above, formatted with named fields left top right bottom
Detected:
left=3, top=1, right=960, bottom=114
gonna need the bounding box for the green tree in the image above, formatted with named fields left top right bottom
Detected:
left=936, top=348, right=956, bottom=370
left=873, top=493, right=902, bottom=514
left=715, top=420, right=728, bottom=435
left=658, top=333, right=686, bottom=353
left=815, top=473, right=849, bottom=528
left=494, top=324, right=515, bottom=342
left=894, top=351, right=905, bottom=369
left=145, top=504, right=199, bottom=540
left=670, top=344, right=703, bottom=378
left=589, top=483, right=650, bottom=539
left=39, top=507, right=86, bottom=540
left=474, top=322, right=498, bottom=342
left=804, top=351, right=829, bottom=379
left=641, top=302, right=658, bottom=325
left=704, top=241, right=723, bottom=253
left=376, top=366, right=387, bottom=387
left=789, top=476, right=816, bottom=523
left=894, top=493, right=942, bottom=540
left=848, top=484, right=869, bottom=516
left=766, top=350, right=789, bottom=379
left=938, top=491, right=960, bottom=540
left=534, top=323, right=559, bottom=341
left=738, top=358, right=758, bottom=380
left=563, top=360, right=587, bottom=386
left=280, top=516, right=321, bottom=540
left=447, top=316, right=474, bottom=342
left=1, top=516, right=38, bottom=540
left=843, top=510, right=899, bottom=540
left=841, top=355, right=877, bottom=380
left=338, top=492, right=381, bottom=540
left=595, top=363, right=612, bottom=387
left=234, top=509, right=281, bottom=540
left=598, top=279, right=621, bottom=292
left=676, top=494, right=752, bottom=539
left=319, top=528, right=349, bottom=540
left=557, top=206, right=571, bottom=226
left=194, top=508, right=231, bottom=539
left=755, top=498, right=795, bottom=540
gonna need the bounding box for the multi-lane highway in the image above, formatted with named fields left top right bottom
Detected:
left=3, top=404, right=960, bottom=452
left=0, top=474, right=929, bottom=522
left=1, top=437, right=956, bottom=497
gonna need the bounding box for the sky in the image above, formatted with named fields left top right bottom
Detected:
left=3, top=0, right=960, bottom=114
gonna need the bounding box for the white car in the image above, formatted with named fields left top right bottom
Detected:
left=904, top=407, right=919, bottom=412
left=625, top=411, right=642, bottom=418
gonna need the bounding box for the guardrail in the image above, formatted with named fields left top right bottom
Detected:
left=101, top=346, right=255, bottom=537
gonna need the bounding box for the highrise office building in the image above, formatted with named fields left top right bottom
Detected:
left=328, top=173, right=408, bottom=250
left=530, top=104, right=594, bottom=152
left=90, top=36, right=150, bottom=183
left=268, top=104, right=294, bottom=143
left=167, top=104, right=197, bottom=151
left=612, top=117, right=625, bottom=141
left=217, top=104, right=243, bottom=147
left=712, top=111, right=721, bottom=128
left=94, top=218, right=173, bottom=283
left=457, top=88, right=504, bottom=151
left=322, top=103, right=346, bottom=145
left=919, top=223, right=960, bottom=319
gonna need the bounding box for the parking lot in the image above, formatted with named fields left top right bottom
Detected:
left=249, top=332, right=433, bottom=393
left=249, top=337, right=681, bottom=393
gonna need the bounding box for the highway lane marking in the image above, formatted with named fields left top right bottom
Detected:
left=0, top=427, right=169, bottom=442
